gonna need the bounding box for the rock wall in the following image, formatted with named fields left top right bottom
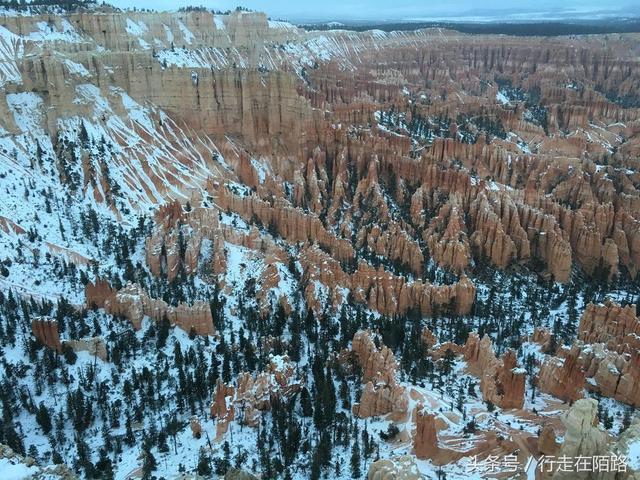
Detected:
left=464, top=333, right=526, bottom=409
left=413, top=407, right=439, bottom=460
left=537, top=345, right=586, bottom=402
left=209, top=355, right=301, bottom=439
left=64, top=337, right=108, bottom=361
left=31, top=317, right=62, bottom=352
left=351, top=330, right=408, bottom=418
left=538, top=340, right=640, bottom=407
left=86, top=281, right=214, bottom=336
left=578, top=300, right=640, bottom=354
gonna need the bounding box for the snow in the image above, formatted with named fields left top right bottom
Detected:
left=0, top=458, right=38, bottom=480
left=268, top=20, right=297, bottom=31
left=6, top=92, right=44, bottom=134
left=496, top=90, right=510, bottom=105
left=118, top=91, right=155, bottom=131
left=25, top=19, right=82, bottom=43
left=250, top=158, right=271, bottom=184
left=163, top=24, right=174, bottom=43
left=157, top=46, right=239, bottom=69
left=213, top=16, right=226, bottom=30
left=74, top=83, right=111, bottom=114
left=0, top=26, right=24, bottom=86
left=627, top=440, right=640, bottom=469
left=125, top=18, right=148, bottom=37
left=178, top=20, right=195, bottom=45
left=63, top=59, right=90, bottom=77
left=0, top=11, right=637, bottom=480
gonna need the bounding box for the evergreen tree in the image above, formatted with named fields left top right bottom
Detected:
left=35, top=402, right=52, bottom=434
left=157, top=314, right=170, bottom=349
left=197, top=446, right=212, bottom=476
left=350, top=435, right=361, bottom=478
left=142, top=447, right=157, bottom=479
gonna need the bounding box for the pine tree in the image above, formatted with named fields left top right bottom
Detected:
left=157, top=314, right=170, bottom=349
left=95, top=448, right=114, bottom=479
left=157, top=431, right=169, bottom=453
left=35, top=402, right=52, bottom=434
left=350, top=435, right=361, bottom=478
left=300, top=387, right=313, bottom=417
left=197, top=446, right=212, bottom=475
left=142, top=447, right=157, bottom=479
left=125, top=413, right=135, bottom=446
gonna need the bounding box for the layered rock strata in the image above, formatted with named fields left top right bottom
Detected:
left=351, top=330, right=408, bottom=418
left=86, top=280, right=214, bottom=336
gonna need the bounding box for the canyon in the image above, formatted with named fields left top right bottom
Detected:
left=0, top=4, right=639, bottom=480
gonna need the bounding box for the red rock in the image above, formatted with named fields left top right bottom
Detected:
left=464, top=334, right=525, bottom=408
left=538, top=424, right=561, bottom=456
left=578, top=300, right=640, bottom=354
left=87, top=281, right=214, bottom=336
left=351, top=330, right=408, bottom=418
left=31, top=318, right=62, bottom=352
left=414, top=407, right=439, bottom=460
left=537, top=345, right=586, bottom=402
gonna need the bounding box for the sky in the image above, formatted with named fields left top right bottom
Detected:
left=106, top=0, right=640, bottom=22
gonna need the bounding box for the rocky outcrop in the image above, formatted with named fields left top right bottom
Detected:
left=355, top=381, right=409, bottom=419
left=349, top=264, right=476, bottom=317
left=32, top=318, right=108, bottom=360
left=352, top=329, right=398, bottom=385
left=31, top=317, right=62, bottom=352
left=210, top=355, right=301, bottom=439
left=537, top=339, right=640, bottom=407
left=538, top=424, right=561, bottom=456
left=421, top=327, right=437, bottom=349
left=480, top=349, right=526, bottom=410
left=537, top=345, right=586, bottom=402
left=210, top=379, right=236, bottom=439
left=215, top=187, right=355, bottom=264
left=578, top=300, right=640, bottom=354
left=64, top=337, right=108, bottom=361
left=413, top=407, right=439, bottom=460
left=531, top=327, right=555, bottom=352
left=190, top=416, right=202, bottom=439
left=614, top=415, right=640, bottom=480
left=463, top=333, right=497, bottom=376
left=86, top=281, right=214, bottom=336
left=551, top=399, right=611, bottom=480
left=580, top=345, right=640, bottom=407
left=425, top=196, right=471, bottom=272
left=0, top=443, right=78, bottom=480
left=224, top=469, right=260, bottom=480
left=351, top=330, right=408, bottom=418
left=464, top=333, right=526, bottom=409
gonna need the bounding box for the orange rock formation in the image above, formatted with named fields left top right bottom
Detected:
left=351, top=330, right=408, bottom=418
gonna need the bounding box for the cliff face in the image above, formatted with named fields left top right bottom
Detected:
left=32, top=317, right=62, bottom=352
left=578, top=301, right=640, bottom=354
left=463, top=333, right=526, bottom=409
left=86, top=280, right=215, bottom=336
left=351, top=330, right=408, bottom=418
left=537, top=345, right=587, bottom=402
left=209, top=355, right=301, bottom=440
left=534, top=299, right=640, bottom=407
